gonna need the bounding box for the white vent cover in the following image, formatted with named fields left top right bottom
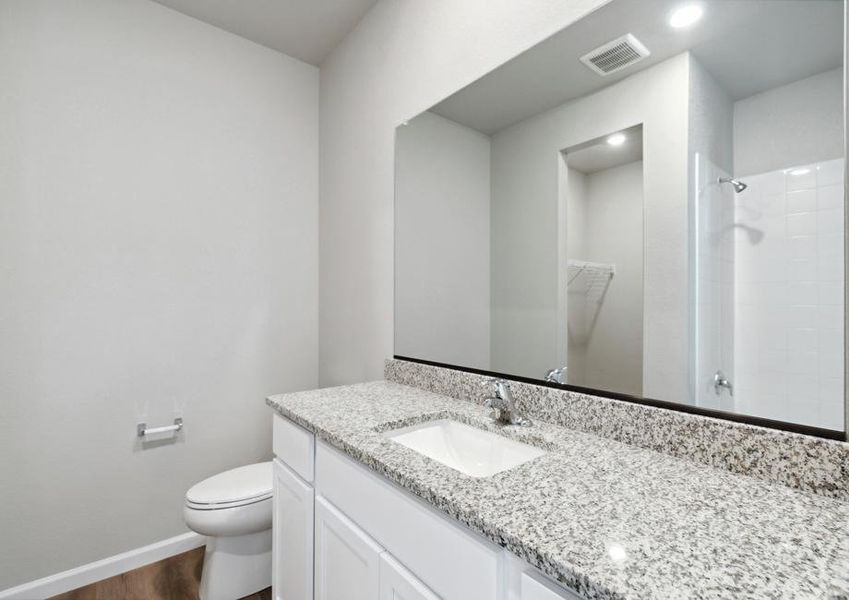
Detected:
left=579, top=34, right=650, bottom=76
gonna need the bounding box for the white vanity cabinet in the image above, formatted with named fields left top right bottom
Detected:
left=379, top=553, right=440, bottom=600
left=272, top=413, right=585, bottom=600
left=273, top=459, right=314, bottom=600
left=314, top=496, right=382, bottom=600
left=313, top=496, right=440, bottom=600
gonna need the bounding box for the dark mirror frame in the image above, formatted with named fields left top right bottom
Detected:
left=394, top=355, right=846, bottom=440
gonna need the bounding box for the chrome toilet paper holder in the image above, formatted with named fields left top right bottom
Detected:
left=137, top=417, right=183, bottom=437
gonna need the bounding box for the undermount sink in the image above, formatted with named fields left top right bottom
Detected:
left=385, top=419, right=546, bottom=477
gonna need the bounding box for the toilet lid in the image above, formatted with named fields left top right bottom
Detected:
left=186, top=462, right=272, bottom=507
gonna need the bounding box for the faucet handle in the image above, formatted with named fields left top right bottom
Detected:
left=481, top=377, right=512, bottom=393
left=545, top=367, right=566, bottom=384
left=713, top=370, right=733, bottom=396
left=479, top=378, right=530, bottom=426
left=482, top=381, right=508, bottom=412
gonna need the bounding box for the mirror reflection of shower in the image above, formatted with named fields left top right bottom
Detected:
left=718, top=177, right=748, bottom=193
left=733, top=223, right=764, bottom=245
left=696, top=152, right=845, bottom=430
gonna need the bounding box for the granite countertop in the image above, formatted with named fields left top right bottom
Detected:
left=267, top=381, right=849, bottom=600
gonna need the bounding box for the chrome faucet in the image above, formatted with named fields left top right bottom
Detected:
left=713, top=370, right=733, bottom=396
left=545, top=367, right=566, bottom=384
left=481, top=379, right=531, bottom=426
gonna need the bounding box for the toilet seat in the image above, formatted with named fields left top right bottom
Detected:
left=184, top=495, right=272, bottom=537
left=186, top=462, right=272, bottom=510
left=184, top=462, right=273, bottom=538
left=186, top=492, right=272, bottom=511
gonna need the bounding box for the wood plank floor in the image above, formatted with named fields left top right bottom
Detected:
left=48, top=547, right=271, bottom=600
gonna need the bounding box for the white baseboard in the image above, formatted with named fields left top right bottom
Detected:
left=0, top=532, right=206, bottom=600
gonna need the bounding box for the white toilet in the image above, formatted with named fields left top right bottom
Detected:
left=184, top=462, right=273, bottom=600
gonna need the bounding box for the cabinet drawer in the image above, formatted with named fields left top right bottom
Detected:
left=315, top=441, right=501, bottom=600
left=273, top=414, right=315, bottom=482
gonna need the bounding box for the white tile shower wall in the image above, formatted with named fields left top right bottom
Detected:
left=734, top=159, right=844, bottom=430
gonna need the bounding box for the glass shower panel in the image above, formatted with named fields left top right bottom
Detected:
left=693, top=154, right=736, bottom=411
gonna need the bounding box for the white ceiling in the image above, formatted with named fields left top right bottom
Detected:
left=152, top=0, right=377, bottom=65
left=431, top=0, right=843, bottom=135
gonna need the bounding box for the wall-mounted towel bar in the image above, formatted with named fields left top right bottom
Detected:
left=137, top=417, right=183, bottom=437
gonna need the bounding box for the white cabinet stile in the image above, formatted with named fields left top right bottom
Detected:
left=272, top=459, right=314, bottom=600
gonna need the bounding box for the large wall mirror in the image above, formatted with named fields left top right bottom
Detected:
left=395, top=0, right=847, bottom=438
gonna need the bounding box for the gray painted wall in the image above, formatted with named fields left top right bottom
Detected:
left=395, top=112, right=491, bottom=370
left=0, top=0, right=318, bottom=588
left=488, top=54, right=691, bottom=399
left=318, top=0, right=612, bottom=386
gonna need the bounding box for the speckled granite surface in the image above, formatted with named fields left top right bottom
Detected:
left=267, top=381, right=849, bottom=600
left=385, top=359, right=849, bottom=501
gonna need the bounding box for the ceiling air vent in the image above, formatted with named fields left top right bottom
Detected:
left=579, top=34, right=650, bottom=76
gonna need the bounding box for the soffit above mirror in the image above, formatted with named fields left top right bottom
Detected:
left=432, top=0, right=842, bottom=135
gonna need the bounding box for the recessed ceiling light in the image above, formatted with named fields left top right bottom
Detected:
left=669, top=4, right=704, bottom=28
left=606, top=133, right=627, bottom=146
left=789, top=168, right=811, bottom=176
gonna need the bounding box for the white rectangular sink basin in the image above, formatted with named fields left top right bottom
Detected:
left=385, top=419, right=546, bottom=477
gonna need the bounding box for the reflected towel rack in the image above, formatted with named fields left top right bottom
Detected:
left=137, top=418, right=183, bottom=437
left=567, top=259, right=615, bottom=287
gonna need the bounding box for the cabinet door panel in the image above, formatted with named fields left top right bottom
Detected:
left=315, top=495, right=383, bottom=600
left=273, top=459, right=314, bottom=600
left=315, top=441, right=501, bottom=599
left=379, top=553, right=440, bottom=600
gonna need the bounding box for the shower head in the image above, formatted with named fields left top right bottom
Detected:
left=719, top=177, right=748, bottom=193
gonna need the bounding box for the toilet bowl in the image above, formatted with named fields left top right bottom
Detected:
left=184, top=462, right=273, bottom=600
